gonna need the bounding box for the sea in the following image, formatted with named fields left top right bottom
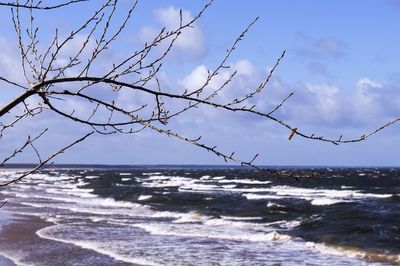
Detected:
left=0, top=166, right=399, bottom=265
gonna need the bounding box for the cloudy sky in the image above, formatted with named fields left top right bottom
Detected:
left=1, top=0, right=400, bottom=166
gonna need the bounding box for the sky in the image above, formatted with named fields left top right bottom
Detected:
left=0, top=0, right=400, bottom=166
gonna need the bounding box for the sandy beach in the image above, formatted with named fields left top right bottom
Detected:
left=0, top=211, right=16, bottom=266
left=0, top=212, right=132, bottom=265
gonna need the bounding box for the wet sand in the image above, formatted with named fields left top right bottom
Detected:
left=0, top=214, right=134, bottom=265
left=0, top=211, right=16, bottom=265
left=0, top=255, right=15, bottom=266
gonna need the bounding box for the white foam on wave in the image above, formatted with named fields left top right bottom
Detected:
left=0, top=251, right=33, bottom=266
left=12, top=177, right=213, bottom=221
left=76, top=197, right=141, bottom=208
left=149, top=211, right=184, bottom=219
left=179, top=183, right=222, bottom=191
left=36, top=225, right=162, bottom=266
left=139, top=174, right=276, bottom=196
left=121, top=177, right=131, bottom=181
left=218, top=179, right=272, bottom=185
left=222, top=184, right=237, bottom=189
left=133, top=223, right=292, bottom=242
left=28, top=173, right=76, bottom=182
left=0, top=191, right=31, bottom=198
left=220, top=215, right=263, bottom=221
left=11, top=187, right=156, bottom=217
left=244, top=185, right=393, bottom=206
left=0, top=170, right=22, bottom=177
left=44, top=187, right=96, bottom=199
left=119, top=173, right=131, bottom=176
left=18, top=198, right=155, bottom=220
left=141, top=176, right=195, bottom=188
left=341, top=186, right=354, bottom=189
left=305, top=241, right=400, bottom=265
left=267, top=202, right=285, bottom=208
left=311, top=198, right=344, bottom=206
left=179, top=185, right=276, bottom=194
left=85, top=175, right=99, bottom=179
left=244, top=193, right=283, bottom=200
left=172, top=211, right=211, bottom=224
left=138, top=195, right=152, bottom=201
left=280, top=220, right=302, bottom=229
left=204, top=218, right=271, bottom=229
left=90, top=217, right=104, bottom=223
left=142, top=172, right=162, bottom=176
left=146, top=175, right=171, bottom=180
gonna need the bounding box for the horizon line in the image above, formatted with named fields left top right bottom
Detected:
left=1, top=163, right=399, bottom=169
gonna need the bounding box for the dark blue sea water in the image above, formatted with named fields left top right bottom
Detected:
left=0, top=167, right=399, bottom=265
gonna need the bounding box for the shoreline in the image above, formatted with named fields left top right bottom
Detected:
left=0, top=211, right=132, bottom=265
left=0, top=210, right=17, bottom=265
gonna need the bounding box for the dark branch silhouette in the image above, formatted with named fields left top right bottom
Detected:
left=0, top=0, right=88, bottom=10
left=0, top=0, right=399, bottom=185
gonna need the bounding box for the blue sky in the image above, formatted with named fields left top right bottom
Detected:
left=0, top=0, right=400, bottom=166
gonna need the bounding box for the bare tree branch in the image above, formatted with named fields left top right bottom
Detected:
left=0, top=0, right=88, bottom=10
left=0, top=131, right=93, bottom=186
left=0, top=0, right=398, bottom=185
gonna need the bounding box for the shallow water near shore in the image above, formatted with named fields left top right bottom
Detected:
left=0, top=167, right=399, bottom=265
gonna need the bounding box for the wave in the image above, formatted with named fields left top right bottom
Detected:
left=119, top=173, right=131, bottom=176
left=142, top=172, right=162, bottom=176
left=243, top=193, right=283, bottom=200
left=137, top=195, right=152, bottom=201
left=36, top=225, right=162, bottom=266
left=0, top=251, right=33, bottom=266
left=220, top=215, right=264, bottom=221
left=218, top=179, right=272, bottom=185
left=310, top=198, right=345, bottom=206
left=132, top=223, right=292, bottom=242
left=306, top=241, right=400, bottom=265
left=3, top=168, right=399, bottom=265
left=85, top=176, right=99, bottom=179
left=243, top=186, right=393, bottom=205
left=212, top=176, right=226, bottom=180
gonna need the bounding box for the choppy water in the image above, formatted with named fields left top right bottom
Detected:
left=0, top=167, right=399, bottom=265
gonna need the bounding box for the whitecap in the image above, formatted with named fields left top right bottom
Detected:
left=36, top=225, right=162, bottom=266
left=138, top=195, right=152, bottom=201
left=311, top=199, right=344, bottom=206
left=218, top=179, right=271, bottom=185
left=133, top=223, right=292, bottom=242
left=243, top=193, right=283, bottom=200
left=85, top=176, right=99, bottom=179
left=142, top=172, right=162, bottom=176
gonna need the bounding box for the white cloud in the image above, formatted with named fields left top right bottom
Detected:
left=139, top=6, right=207, bottom=59
left=179, top=59, right=263, bottom=105
left=288, top=83, right=342, bottom=124
left=286, top=77, right=400, bottom=128
left=353, top=78, right=383, bottom=118
left=180, top=65, right=209, bottom=91
left=355, top=78, right=383, bottom=98
left=0, top=38, right=26, bottom=86
left=234, top=59, right=256, bottom=77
